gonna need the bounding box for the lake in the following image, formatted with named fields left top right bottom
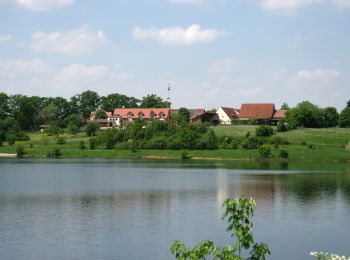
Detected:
left=0, top=158, right=349, bottom=259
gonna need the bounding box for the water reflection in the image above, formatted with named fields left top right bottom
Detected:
left=0, top=160, right=350, bottom=259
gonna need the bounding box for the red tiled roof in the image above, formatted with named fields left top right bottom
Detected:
left=239, top=103, right=276, bottom=119
left=113, top=108, right=170, bottom=119
left=273, top=110, right=287, bottom=119
left=220, top=107, right=239, bottom=118
left=90, top=111, right=113, bottom=120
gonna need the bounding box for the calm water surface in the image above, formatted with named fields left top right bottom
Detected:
left=0, top=158, right=350, bottom=260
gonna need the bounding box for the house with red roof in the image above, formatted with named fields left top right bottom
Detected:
left=238, top=103, right=286, bottom=124
left=113, top=108, right=170, bottom=123
left=89, top=111, right=121, bottom=128
left=216, top=107, right=240, bottom=125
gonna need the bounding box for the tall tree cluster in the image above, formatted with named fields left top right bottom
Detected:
left=285, top=101, right=349, bottom=128
left=0, top=91, right=170, bottom=131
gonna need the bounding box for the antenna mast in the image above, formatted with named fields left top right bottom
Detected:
left=167, top=83, right=171, bottom=108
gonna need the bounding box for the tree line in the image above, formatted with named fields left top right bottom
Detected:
left=0, top=90, right=170, bottom=130
left=282, top=100, right=350, bottom=129
left=0, top=90, right=170, bottom=145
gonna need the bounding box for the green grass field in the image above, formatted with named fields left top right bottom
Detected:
left=0, top=126, right=349, bottom=163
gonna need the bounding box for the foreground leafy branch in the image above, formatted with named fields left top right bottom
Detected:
left=171, top=198, right=270, bottom=260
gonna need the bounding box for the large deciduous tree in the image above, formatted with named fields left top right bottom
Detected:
left=339, top=100, right=350, bottom=128
left=140, top=94, right=170, bottom=108
left=73, top=90, right=101, bottom=119
left=0, top=92, right=10, bottom=119
left=286, top=101, right=325, bottom=128
left=100, top=93, right=140, bottom=111
left=323, top=107, right=339, bottom=127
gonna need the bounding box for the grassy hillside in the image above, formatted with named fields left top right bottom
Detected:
left=0, top=126, right=349, bottom=163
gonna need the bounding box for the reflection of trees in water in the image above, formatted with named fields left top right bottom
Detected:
left=284, top=173, right=350, bottom=203
left=338, top=174, right=350, bottom=201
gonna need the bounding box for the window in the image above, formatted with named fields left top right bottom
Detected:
left=159, top=112, right=164, bottom=119
left=127, top=112, right=133, bottom=121
left=138, top=112, right=144, bottom=118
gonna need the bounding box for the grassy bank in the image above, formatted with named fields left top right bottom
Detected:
left=0, top=126, right=349, bottom=163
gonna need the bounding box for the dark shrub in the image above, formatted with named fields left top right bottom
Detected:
left=181, top=151, right=191, bottom=160
left=308, top=144, right=316, bottom=149
left=16, top=145, right=26, bottom=157
left=269, top=136, right=290, bottom=145
left=241, top=136, right=263, bottom=149
left=258, top=145, right=272, bottom=159
left=276, top=121, right=288, bottom=132
left=256, top=125, right=274, bottom=137
left=85, top=123, right=100, bottom=136
left=89, top=138, right=97, bottom=150
left=47, top=147, right=61, bottom=158
left=79, top=141, right=86, bottom=150
left=279, top=149, right=289, bottom=159
left=6, top=133, right=16, bottom=146
left=206, top=129, right=218, bottom=150
left=57, top=137, right=66, bottom=145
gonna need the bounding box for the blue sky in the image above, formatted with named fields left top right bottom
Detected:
left=0, top=0, right=349, bottom=110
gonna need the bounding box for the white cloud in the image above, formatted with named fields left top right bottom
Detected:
left=296, top=68, right=340, bottom=81
left=0, top=0, right=74, bottom=11
left=0, top=34, right=11, bottom=44
left=14, top=0, right=74, bottom=11
left=261, top=0, right=323, bottom=11
left=0, top=60, right=132, bottom=96
left=132, top=24, right=228, bottom=45
left=31, top=25, right=108, bottom=55
left=0, top=59, right=52, bottom=78
left=52, top=64, right=132, bottom=94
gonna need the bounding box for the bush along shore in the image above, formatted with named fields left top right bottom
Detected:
left=0, top=120, right=349, bottom=164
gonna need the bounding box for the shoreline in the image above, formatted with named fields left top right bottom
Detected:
left=0, top=153, right=17, bottom=158
left=0, top=152, right=348, bottom=164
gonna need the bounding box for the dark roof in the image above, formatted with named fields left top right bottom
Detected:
left=191, top=111, right=218, bottom=121
left=170, top=109, right=206, bottom=119
left=239, top=103, right=276, bottom=119
left=220, top=107, right=239, bottom=118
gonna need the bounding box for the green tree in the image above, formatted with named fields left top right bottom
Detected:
left=68, top=123, right=80, bottom=136
left=45, top=124, right=63, bottom=138
left=37, top=103, right=58, bottom=125
left=255, top=125, right=273, bottom=137
left=79, top=141, right=86, bottom=150
left=16, top=145, right=26, bottom=157
left=101, top=93, right=140, bottom=111
left=206, top=128, right=218, bottom=150
left=280, top=102, right=290, bottom=110
left=8, top=95, right=37, bottom=130
left=323, top=107, right=339, bottom=127
left=140, top=94, right=170, bottom=108
left=94, top=109, right=107, bottom=119
left=258, top=145, right=272, bottom=159
left=173, top=108, right=190, bottom=124
left=74, top=90, right=101, bottom=119
left=171, top=198, right=270, bottom=260
left=339, top=107, right=350, bottom=127
left=286, top=101, right=325, bottom=128
left=65, top=114, right=83, bottom=128
left=85, top=122, right=100, bottom=136
left=0, top=92, right=10, bottom=119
